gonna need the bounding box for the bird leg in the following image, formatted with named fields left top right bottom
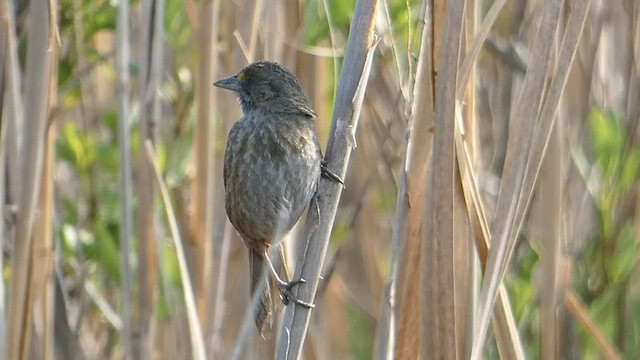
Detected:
left=321, top=160, right=344, bottom=187
left=263, top=251, right=315, bottom=309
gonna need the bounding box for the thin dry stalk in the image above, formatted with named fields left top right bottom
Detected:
left=191, top=0, right=218, bottom=331
left=115, top=0, right=133, bottom=357
left=71, top=0, right=96, bottom=127
left=452, top=1, right=478, bottom=355
left=34, top=33, right=58, bottom=360
left=374, top=138, right=408, bottom=360
left=421, top=0, right=464, bottom=357
left=537, top=116, right=565, bottom=360
left=247, top=0, right=264, bottom=61
left=0, top=0, right=23, bottom=352
left=470, top=2, right=564, bottom=357
left=320, top=0, right=340, bottom=94
left=452, top=0, right=528, bottom=355
left=377, top=1, right=435, bottom=357
left=454, top=103, right=525, bottom=359
left=456, top=0, right=508, bottom=98
left=30, top=111, right=56, bottom=360
left=232, top=30, right=251, bottom=63
left=471, top=0, right=591, bottom=356
left=565, top=291, right=622, bottom=360
left=1, top=0, right=22, bottom=207
left=395, top=2, right=436, bottom=358
left=6, top=1, right=55, bottom=358
left=83, top=281, right=122, bottom=330
left=144, top=141, right=206, bottom=360
left=134, top=0, right=166, bottom=356
left=198, top=1, right=224, bottom=355
left=452, top=169, right=472, bottom=358
left=276, top=1, right=378, bottom=358
left=0, top=60, right=5, bottom=360
left=208, top=222, right=232, bottom=356
left=379, top=0, right=408, bottom=101
left=522, top=0, right=592, bottom=224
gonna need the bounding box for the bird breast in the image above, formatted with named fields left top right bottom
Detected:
left=224, top=112, right=321, bottom=246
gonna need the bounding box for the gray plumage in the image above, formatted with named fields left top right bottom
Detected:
left=215, top=61, right=322, bottom=336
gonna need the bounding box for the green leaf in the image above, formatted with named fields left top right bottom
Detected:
left=83, top=1, right=117, bottom=39
left=101, top=107, right=118, bottom=133
left=165, top=121, right=194, bottom=188
left=165, top=0, right=192, bottom=46
left=88, top=224, right=121, bottom=281
left=303, top=0, right=356, bottom=45
left=95, top=142, right=120, bottom=173
left=607, top=224, right=639, bottom=283
left=624, top=296, right=640, bottom=357
left=157, top=142, right=169, bottom=173
left=161, top=243, right=181, bottom=286
left=345, top=303, right=374, bottom=360
left=588, top=109, right=623, bottom=179
left=619, top=147, right=640, bottom=193
left=588, top=286, right=620, bottom=343
left=57, top=122, right=97, bottom=171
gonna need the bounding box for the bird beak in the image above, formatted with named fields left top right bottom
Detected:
left=213, top=75, right=241, bottom=91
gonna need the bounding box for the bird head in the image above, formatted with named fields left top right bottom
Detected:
left=213, top=61, right=316, bottom=118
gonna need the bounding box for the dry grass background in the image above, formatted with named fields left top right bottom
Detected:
left=1, top=0, right=639, bottom=359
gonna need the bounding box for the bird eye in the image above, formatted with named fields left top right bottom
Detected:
left=237, top=71, right=246, bottom=81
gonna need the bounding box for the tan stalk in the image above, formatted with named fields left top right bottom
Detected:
left=421, top=0, right=465, bottom=357
left=190, top=0, right=219, bottom=333
left=145, top=141, right=207, bottom=360
left=536, top=114, right=566, bottom=360
left=134, top=0, right=166, bottom=356
left=565, top=290, right=622, bottom=360
left=454, top=102, right=525, bottom=359
left=115, top=0, right=134, bottom=357
left=0, top=0, right=23, bottom=352
left=6, top=1, right=56, bottom=358
left=377, top=0, right=436, bottom=358
left=276, top=1, right=378, bottom=357
left=470, top=2, right=564, bottom=357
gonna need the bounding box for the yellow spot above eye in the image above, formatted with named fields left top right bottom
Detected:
left=237, top=71, right=246, bottom=81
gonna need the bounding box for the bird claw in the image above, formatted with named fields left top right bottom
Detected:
left=277, top=278, right=315, bottom=309
left=321, top=161, right=344, bottom=187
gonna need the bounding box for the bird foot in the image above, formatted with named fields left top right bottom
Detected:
left=277, top=278, right=315, bottom=309
left=321, top=161, right=344, bottom=187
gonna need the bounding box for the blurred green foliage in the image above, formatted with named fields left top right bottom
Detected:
left=346, top=303, right=375, bottom=360
left=575, top=109, right=640, bottom=357
left=506, top=246, right=540, bottom=359
left=303, top=0, right=356, bottom=46
left=57, top=118, right=122, bottom=283
left=498, top=108, right=640, bottom=359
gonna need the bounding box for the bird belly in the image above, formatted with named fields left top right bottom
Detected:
left=225, top=137, right=320, bottom=248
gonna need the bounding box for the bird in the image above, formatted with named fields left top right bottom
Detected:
left=214, top=61, right=326, bottom=337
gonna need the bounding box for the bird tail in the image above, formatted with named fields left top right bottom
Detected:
left=249, top=248, right=273, bottom=337
left=249, top=245, right=290, bottom=338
